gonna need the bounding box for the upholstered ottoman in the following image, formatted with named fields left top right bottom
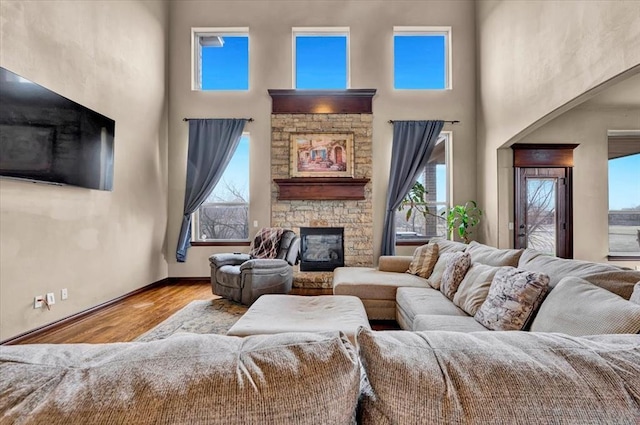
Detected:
left=226, top=294, right=371, bottom=344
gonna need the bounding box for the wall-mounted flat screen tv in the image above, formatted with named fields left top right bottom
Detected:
left=0, top=67, right=115, bottom=190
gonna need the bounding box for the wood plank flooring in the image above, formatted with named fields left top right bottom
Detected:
left=14, top=280, right=214, bottom=345
left=11, top=280, right=396, bottom=345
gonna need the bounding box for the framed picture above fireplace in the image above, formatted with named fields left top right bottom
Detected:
left=290, top=132, right=354, bottom=177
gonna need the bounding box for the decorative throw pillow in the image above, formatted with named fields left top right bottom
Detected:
left=631, top=282, right=640, bottom=305
left=249, top=227, right=284, bottom=259
left=440, top=252, right=472, bottom=300
left=474, top=267, right=550, bottom=331
left=407, top=243, right=440, bottom=278
left=426, top=252, right=457, bottom=290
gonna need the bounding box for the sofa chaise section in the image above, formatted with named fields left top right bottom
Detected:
left=333, top=263, right=426, bottom=320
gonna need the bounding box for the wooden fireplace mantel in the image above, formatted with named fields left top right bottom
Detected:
left=274, top=177, right=369, bottom=200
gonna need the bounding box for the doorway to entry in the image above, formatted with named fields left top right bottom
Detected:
left=512, top=144, right=578, bottom=259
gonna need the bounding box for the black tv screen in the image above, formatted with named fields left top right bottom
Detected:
left=0, top=67, right=115, bottom=190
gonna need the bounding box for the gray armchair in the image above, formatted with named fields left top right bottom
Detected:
left=209, top=229, right=300, bottom=305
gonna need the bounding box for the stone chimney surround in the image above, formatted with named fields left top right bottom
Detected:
left=269, top=89, right=376, bottom=289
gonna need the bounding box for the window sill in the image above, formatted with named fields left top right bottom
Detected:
left=396, top=239, right=429, bottom=246
left=607, top=255, right=640, bottom=261
left=191, top=241, right=251, bottom=247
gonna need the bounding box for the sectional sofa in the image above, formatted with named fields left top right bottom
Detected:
left=2, top=329, right=639, bottom=424
left=2, top=240, right=639, bottom=424
left=333, top=239, right=640, bottom=335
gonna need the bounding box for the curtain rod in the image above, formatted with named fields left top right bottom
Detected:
left=182, top=117, right=254, bottom=122
left=388, top=119, right=459, bottom=124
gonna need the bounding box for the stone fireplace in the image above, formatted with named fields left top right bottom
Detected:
left=269, top=90, right=375, bottom=288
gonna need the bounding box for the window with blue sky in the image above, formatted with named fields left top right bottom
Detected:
left=193, top=28, right=249, bottom=91
left=394, top=27, right=450, bottom=90
left=294, top=28, right=349, bottom=89
left=194, top=134, right=250, bottom=241
left=607, top=141, right=640, bottom=255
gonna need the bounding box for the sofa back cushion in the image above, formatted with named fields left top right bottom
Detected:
left=426, top=252, right=457, bottom=290
left=428, top=237, right=467, bottom=253
left=407, top=243, right=439, bottom=278
left=357, top=328, right=640, bottom=424
left=0, top=332, right=360, bottom=425
left=474, top=267, right=549, bottom=331
left=518, top=249, right=639, bottom=297
left=580, top=271, right=640, bottom=300
left=453, top=263, right=501, bottom=316
left=530, top=276, right=640, bottom=335
left=467, top=241, right=523, bottom=267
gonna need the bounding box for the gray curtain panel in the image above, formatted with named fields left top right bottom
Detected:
left=176, top=119, right=247, bottom=262
left=381, top=120, right=444, bottom=256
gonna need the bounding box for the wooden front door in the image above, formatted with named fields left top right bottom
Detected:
left=515, top=168, right=572, bottom=258
left=512, top=144, right=577, bottom=259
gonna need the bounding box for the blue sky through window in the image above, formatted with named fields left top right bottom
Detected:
left=207, top=135, right=250, bottom=202
left=394, top=34, right=446, bottom=89
left=201, top=36, right=248, bottom=90
left=296, top=35, right=347, bottom=89
left=609, top=154, right=640, bottom=210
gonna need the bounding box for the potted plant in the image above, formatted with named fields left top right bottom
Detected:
left=398, top=181, right=441, bottom=221
left=442, top=201, right=483, bottom=243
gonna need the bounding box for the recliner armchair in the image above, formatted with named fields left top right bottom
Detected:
left=209, top=229, right=300, bottom=305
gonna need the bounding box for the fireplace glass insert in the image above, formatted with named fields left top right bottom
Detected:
left=299, top=227, right=344, bottom=272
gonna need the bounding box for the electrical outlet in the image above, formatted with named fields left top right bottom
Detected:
left=34, top=296, right=44, bottom=309
left=46, top=292, right=55, bottom=305
left=61, top=288, right=68, bottom=300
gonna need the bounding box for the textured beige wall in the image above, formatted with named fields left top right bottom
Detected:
left=476, top=0, right=640, bottom=247
left=0, top=0, right=169, bottom=340
left=510, top=107, right=640, bottom=267
left=168, top=0, right=476, bottom=276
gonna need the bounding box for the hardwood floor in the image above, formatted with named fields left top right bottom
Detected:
left=10, top=280, right=395, bottom=345
left=9, top=280, right=340, bottom=345
left=12, top=280, right=214, bottom=345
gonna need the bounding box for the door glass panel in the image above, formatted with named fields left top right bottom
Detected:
left=526, top=178, right=556, bottom=255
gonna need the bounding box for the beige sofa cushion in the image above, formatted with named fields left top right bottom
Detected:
left=426, top=252, right=456, bottom=290
left=530, top=277, right=640, bottom=335
left=453, top=263, right=501, bottom=316
left=518, top=249, right=639, bottom=296
left=357, top=329, right=640, bottom=424
left=440, top=252, right=472, bottom=300
left=396, top=287, right=467, bottom=330
left=333, top=267, right=427, bottom=301
left=412, top=315, right=489, bottom=332
left=581, top=271, right=640, bottom=300
left=407, top=243, right=439, bottom=278
left=467, top=241, right=523, bottom=267
left=378, top=255, right=413, bottom=273
left=429, top=237, right=467, bottom=253
left=475, top=267, right=549, bottom=331
left=0, top=332, right=361, bottom=425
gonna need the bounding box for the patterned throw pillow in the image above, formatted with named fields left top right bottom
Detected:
left=249, top=227, right=284, bottom=259
left=474, top=267, right=550, bottom=331
left=407, top=244, right=440, bottom=278
left=631, top=282, right=640, bottom=305
left=440, top=252, right=472, bottom=300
